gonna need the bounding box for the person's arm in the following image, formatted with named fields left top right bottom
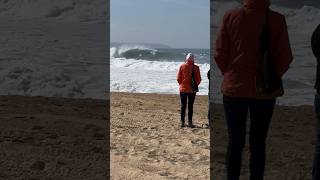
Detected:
left=214, top=13, right=231, bottom=75
left=177, top=66, right=183, bottom=84
left=312, top=24, right=320, bottom=59
left=273, top=15, right=293, bottom=77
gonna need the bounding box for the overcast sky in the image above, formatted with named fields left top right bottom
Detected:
left=111, top=0, right=210, bottom=49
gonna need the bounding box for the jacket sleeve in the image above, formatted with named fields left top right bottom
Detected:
left=177, top=66, right=183, bottom=84
left=273, top=15, right=293, bottom=77
left=196, top=66, right=201, bottom=86
left=312, top=24, right=320, bottom=59
left=214, top=13, right=230, bottom=75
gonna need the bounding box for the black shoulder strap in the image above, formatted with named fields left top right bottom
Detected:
left=265, top=9, right=271, bottom=50
left=191, top=64, right=194, bottom=77
left=265, top=8, right=270, bottom=26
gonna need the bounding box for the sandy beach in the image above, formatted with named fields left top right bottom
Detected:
left=3, top=79, right=313, bottom=179
left=0, top=92, right=316, bottom=179
left=211, top=103, right=316, bottom=180
left=111, top=92, right=317, bottom=180
left=0, top=95, right=108, bottom=179
left=111, top=92, right=210, bottom=179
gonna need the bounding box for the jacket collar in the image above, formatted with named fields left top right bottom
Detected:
left=186, top=59, right=194, bottom=65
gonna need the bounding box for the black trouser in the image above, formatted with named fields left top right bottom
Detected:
left=180, top=92, right=196, bottom=125
left=208, top=92, right=211, bottom=127
left=208, top=80, right=212, bottom=127
left=223, top=96, right=275, bottom=180
left=313, top=93, right=320, bottom=180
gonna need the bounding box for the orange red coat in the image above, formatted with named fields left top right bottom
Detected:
left=177, top=60, right=201, bottom=93
left=214, top=0, right=293, bottom=98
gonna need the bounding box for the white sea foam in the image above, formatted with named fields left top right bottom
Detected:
left=0, top=61, right=107, bottom=99
left=0, top=13, right=108, bottom=99
left=110, top=46, right=210, bottom=95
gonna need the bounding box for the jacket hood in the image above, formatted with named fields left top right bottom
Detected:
left=244, top=0, right=270, bottom=9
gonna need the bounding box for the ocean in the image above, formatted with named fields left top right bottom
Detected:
left=211, top=1, right=320, bottom=106
left=0, top=0, right=108, bottom=99
left=0, top=0, right=319, bottom=105
left=110, top=44, right=210, bottom=95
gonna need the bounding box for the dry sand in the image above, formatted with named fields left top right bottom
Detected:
left=0, top=95, right=108, bottom=179
left=111, top=92, right=210, bottom=180
left=211, top=103, right=316, bottom=180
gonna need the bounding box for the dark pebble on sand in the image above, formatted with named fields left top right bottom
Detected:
left=57, top=160, right=66, bottom=165
left=47, top=134, right=58, bottom=139
left=23, top=137, right=34, bottom=143
left=159, top=172, right=169, bottom=176
left=32, top=126, right=44, bottom=130
left=15, top=116, right=27, bottom=119
left=30, top=161, right=46, bottom=171
left=12, top=139, right=24, bottom=143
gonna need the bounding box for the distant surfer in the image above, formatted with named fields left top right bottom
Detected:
left=177, top=53, right=201, bottom=128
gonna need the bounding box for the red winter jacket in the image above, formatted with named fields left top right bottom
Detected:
left=214, top=0, right=293, bottom=98
left=177, top=59, right=201, bottom=93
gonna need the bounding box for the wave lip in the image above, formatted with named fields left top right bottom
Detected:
left=111, top=45, right=158, bottom=59
left=110, top=44, right=210, bottom=63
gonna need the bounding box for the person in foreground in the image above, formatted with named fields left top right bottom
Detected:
left=205, top=69, right=211, bottom=128
left=312, top=23, right=320, bottom=180
left=177, top=53, right=201, bottom=128
left=214, top=0, right=293, bottom=179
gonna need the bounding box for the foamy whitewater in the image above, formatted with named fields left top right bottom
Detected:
left=211, top=1, right=320, bottom=105
left=0, top=0, right=108, bottom=99
left=110, top=45, right=210, bottom=95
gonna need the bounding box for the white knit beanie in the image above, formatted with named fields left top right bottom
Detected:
left=186, top=53, right=194, bottom=61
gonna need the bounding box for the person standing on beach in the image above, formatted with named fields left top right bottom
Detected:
left=214, top=0, right=293, bottom=179
left=312, top=23, right=320, bottom=180
left=177, top=53, right=201, bottom=128
left=206, top=69, right=211, bottom=128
